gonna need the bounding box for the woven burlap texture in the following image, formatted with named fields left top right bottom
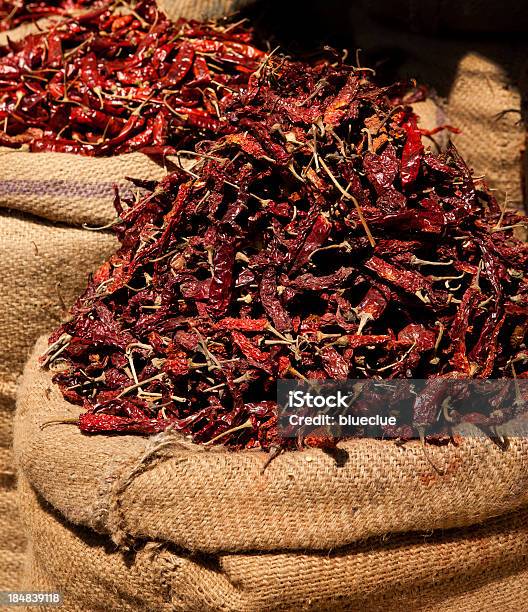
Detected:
left=0, top=212, right=116, bottom=590
left=0, top=0, right=232, bottom=589
left=11, top=338, right=528, bottom=609
left=0, top=150, right=167, bottom=226
left=14, top=471, right=528, bottom=611
left=3, top=0, right=528, bottom=601
left=158, top=0, right=255, bottom=20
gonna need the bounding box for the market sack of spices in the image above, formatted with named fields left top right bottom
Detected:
left=14, top=356, right=528, bottom=610
left=0, top=0, right=267, bottom=590
left=15, top=43, right=528, bottom=609
left=0, top=202, right=119, bottom=591
left=0, top=0, right=268, bottom=217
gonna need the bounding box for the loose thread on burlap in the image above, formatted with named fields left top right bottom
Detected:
left=106, top=428, right=203, bottom=549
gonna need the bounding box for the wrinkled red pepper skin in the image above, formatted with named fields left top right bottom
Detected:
left=79, top=413, right=173, bottom=434
left=207, top=230, right=236, bottom=317
left=260, top=268, right=292, bottom=332
left=400, top=115, right=424, bottom=187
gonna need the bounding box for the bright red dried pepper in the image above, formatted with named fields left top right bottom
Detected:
left=0, top=1, right=264, bottom=155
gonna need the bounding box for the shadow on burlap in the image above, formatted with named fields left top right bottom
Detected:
left=0, top=0, right=267, bottom=593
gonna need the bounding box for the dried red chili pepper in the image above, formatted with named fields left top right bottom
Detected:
left=0, top=1, right=97, bottom=31
left=231, top=331, right=274, bottom=375
left=40, top=30, right=528, bottom=450
left=215, top=318, right=268, bottom=332
left=400, top=114, right=424, bottom=187
left=79, top=413, right=175, bottom=434
left=0, top=1, right=263, bottom=155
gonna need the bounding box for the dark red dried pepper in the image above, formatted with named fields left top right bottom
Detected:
left=39, top=27, right=528, bottom=449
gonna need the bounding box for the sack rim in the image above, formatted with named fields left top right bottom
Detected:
left=14, top=336, right=528, bottom=554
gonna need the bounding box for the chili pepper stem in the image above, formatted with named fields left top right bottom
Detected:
left=194, top=328, right=221, bottom=369
left=41, top=334, right=72, bottom=367
left=317, top=153, right=376, bottom=247
left=442, top=399, right=455, bottom=423
left=126, top=352, right=139, bottom=385
left=286, top=366, right=309, bottom=383
left=414, top=290, right=430, bottom=304
left=490, top=223, right=527, bottom=233
left=203, top=419, right=253, bottom=445
left=356, top=312, right=373, bottom=335
left=417, top=426, right=444, bottom=476
left=411, top=257, right=454, bottom=267
left=493, top=192, right=509, bottom=230
left=260, top=445, right=284, bottom=473
left=370, top=342, right=416, bottom=373
left=288, top=161, right=306, bottom=183
left=40, top=417, right=80, bottom=430
left=116, top=373, right=166, bottom=399
left=266, top=324, right=293, bottom=343
left=308, top=241, right=351, bottom=261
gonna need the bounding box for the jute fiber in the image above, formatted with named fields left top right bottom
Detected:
left=12, top=337, right=528, bottom=610
left=3, top=0, right=528, bottom=601
left=0, top=10, right=171, bottom=582
left=0, top=1, right=443, bottom=592
left=0, top=212, right=116, bottom=589
left=0, top=150, right=167, bottom=226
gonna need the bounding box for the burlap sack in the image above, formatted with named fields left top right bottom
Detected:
left=10, top=337, right=528, bottom=610
left=3, top=0, right=528, bottom=599
left=0, top=209, right=116, bottom=590
left=0, top=0, right=227, bottom=588
left=159, top=0, right=255, bottom=20
left=349, top=3, right=527, bottom=210
left=0, top=152, right=168, bottom=591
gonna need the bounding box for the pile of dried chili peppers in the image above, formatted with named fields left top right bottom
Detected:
left=41, top=41, right=528, bottom=449
left=0, top=0, right=263, bottom=153
left=0, top=1, right=97, bottom=32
